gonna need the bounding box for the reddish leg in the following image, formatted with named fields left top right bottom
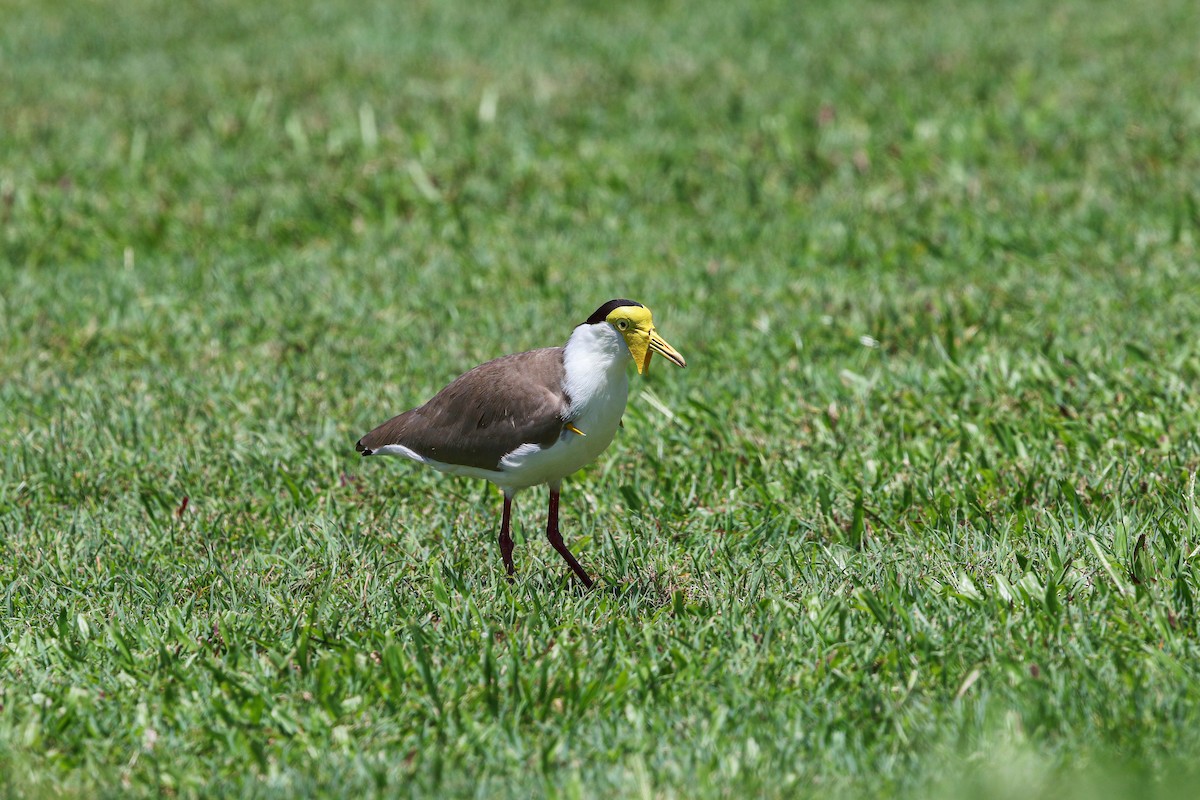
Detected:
left=498, top=494, right=515, bottom=579
left=546, top=487, right=594, bottom=589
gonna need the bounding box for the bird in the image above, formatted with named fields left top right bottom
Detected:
left=356, top=299, right=686, bottom=588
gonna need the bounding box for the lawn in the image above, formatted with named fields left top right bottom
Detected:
left=3, top=0, right=1200, bottom=796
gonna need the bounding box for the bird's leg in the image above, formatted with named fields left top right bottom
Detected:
left=545, top=487, right=594, bottom=589
left=499, top=493, right=515, bottom=580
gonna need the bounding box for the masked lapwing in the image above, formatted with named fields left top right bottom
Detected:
left=356, top=299, right=686, bottom=588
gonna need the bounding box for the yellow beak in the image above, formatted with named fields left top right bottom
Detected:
left=633, top=328, right=687, bottom=374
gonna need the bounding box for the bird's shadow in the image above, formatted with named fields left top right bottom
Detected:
left=484, top=567, right=680, bottom=615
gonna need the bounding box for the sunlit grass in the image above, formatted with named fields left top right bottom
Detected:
left=2, top=0, right=1200, bottom=796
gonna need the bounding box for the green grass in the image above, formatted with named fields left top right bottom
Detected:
left=3, top=0, right=1200, bottom=796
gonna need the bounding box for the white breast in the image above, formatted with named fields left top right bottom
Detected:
left=495, top=323, right=631, bottom=490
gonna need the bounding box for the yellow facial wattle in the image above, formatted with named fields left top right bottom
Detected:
left=606, top=305, right=686, bottom=374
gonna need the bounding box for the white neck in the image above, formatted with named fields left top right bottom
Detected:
left=562, top=323, right=630, bottom=411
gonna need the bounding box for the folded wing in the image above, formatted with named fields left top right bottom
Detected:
left=356, top=347, right=570, bottom=470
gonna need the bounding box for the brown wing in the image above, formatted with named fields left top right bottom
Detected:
left=356, top=347, right=570, bottom=470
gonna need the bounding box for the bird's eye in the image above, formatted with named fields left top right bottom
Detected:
left=616, top=319, right=629, bottom=330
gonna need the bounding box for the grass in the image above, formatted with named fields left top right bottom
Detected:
left=3, top=0, right=1200, bottom=795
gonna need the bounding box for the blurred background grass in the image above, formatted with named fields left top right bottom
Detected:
left=2, top=0, right=1200, bottom=797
